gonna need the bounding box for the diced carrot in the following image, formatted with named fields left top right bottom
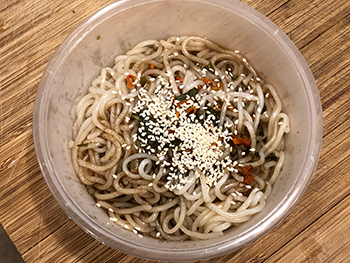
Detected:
left=232, top=137, right=251, bottom=147
left=149, top=64, right=155, bottom=69
left=201, top=77, right=222, bottom=89
left=176, top=111, right=180, bottom=118
left=186, top=106, right=197, bottom=115
left=210, top=86, right=221, bottom=90
left=244, top=174, right=255, bottom=184
left=177, top=99, right=189, bottom=106
left=126, top=74, right=136, bottom=89
left=175, top=76, right=184, bottom=82
left=241, top=165, right=253, bottom=176
left=201, top=76, right=213, bottom=84
left=227, top=105, right=234, bottom=111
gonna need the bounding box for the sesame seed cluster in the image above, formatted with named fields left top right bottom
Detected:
left=132, top=80, right=238, bottom=191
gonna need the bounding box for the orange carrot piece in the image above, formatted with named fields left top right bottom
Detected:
left=232, top=137, right=251, bottom=147
left=244, top=174, right=255, bottom=184
left=241, top=165, right=253, bottom=176
left=210, top=86, right=221, bottom=90
left=175, top=76, right=184, bottom=82
left=149, top=64, right=155, bottom=69
left=176, top=111, right=180, bottom=118
left=126, top=74, right=136, bottom=89
left=227, top=105, right=234, bottom=111
left=201, top=76, right=213, bottom=84
left=186, top=106, right=197, bottom=115
left=202, top=77, right=222, bottom=89
left=177, top=99, right=189, bottom=106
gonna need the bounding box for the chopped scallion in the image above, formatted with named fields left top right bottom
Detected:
left=131, top=114, right=142, bottom=121
left=175, top=87, right=199, bottom=101
left=140, top=76, right=147, bottom=86
left=262, top=182, right=268, bottom=192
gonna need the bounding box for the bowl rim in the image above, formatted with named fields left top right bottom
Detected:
left=33, top=0, right=323, bottom=261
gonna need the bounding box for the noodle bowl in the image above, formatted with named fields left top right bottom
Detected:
left=70, top=36, right=290, bottom=240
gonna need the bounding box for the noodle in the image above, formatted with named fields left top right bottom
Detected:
left=70, top=36, right=290, bottom=240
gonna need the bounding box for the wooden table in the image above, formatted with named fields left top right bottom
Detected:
left=1, top=0, right=349, bottom=262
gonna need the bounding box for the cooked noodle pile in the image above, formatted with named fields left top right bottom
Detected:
left=70, top=36, right=290, bottom=240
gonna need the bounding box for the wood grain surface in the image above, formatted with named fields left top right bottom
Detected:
left=1, top=0, right=350, bottom=262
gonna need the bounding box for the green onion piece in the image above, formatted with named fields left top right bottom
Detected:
left=172, top=138, right=182, bottom=146
left=140, top=76, right=147, bottom=86
left=175, top=87, right=199, bottom=101
left=131, top=114, right=142, bottom=121
left=258, top=129, right=265, bottom=136
left=77, top=143, right=88, bottom=147
left=96, top=35, right=101, bottom=40
left=205, top=61, right=214, bottom=71
left=196, top=109, right=206, bottom=116
left=208, top=107, right=220, bottom=119
left=262, top=182, right=268, bottom=192
left=230, top=126, right=236, bottom=134
left=231, top=147, right=237, bottom=155
left=243, top=102, right=249, bottom=110
left=266, top=153, right=278, bottom=162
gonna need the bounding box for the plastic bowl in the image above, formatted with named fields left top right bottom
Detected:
left=33, top=0, right=323, bottom=261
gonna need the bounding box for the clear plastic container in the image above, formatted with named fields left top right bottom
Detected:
left=33, top=0, right=323, bottom=261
